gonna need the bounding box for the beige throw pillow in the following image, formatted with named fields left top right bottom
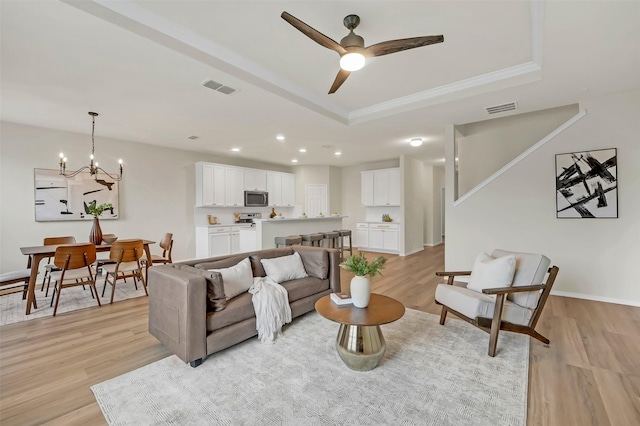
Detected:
left=467, top=252, right=516, bottom=293
left=209, top=257, right=254, bottom=300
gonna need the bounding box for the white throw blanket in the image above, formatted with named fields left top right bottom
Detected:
left=249, top=276, right=292, bottom=343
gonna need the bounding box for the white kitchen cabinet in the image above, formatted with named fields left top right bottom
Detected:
left=230, top=228, right=241, bottom=254
left=387, top=168, right=401, bottom=206
left=225, top=168, right=244, bottom=207
left=355, top=222, right=399, bottom=253
left=196, top=225, right=252, bottom=258
left=196, top=162, right=226, bottom=207
left=281, top=173, right=295, bottom=207
left=244, top=169, right=267, bottom=191
left=266, top=172, right=282, bottom=206
left=361, top=171, right=374, bottom=206
left=356, top=223, right=369, bottom=248
left=209, top=231, right=231, bottom=257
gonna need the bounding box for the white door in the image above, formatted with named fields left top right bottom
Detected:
left=305, top=184, right=327, bottom=216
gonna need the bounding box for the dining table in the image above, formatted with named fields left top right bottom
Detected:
left=19, top=239, right=155, bottom=315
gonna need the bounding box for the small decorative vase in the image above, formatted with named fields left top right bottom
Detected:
left=350, top=276, right=371, bottom=308
left=89, top=217, right=103, bottom=245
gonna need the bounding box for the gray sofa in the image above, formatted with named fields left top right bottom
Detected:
left=148, top=245, right=341, bottom=367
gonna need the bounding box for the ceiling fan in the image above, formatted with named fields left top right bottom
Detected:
left=281, top=11, right=444, bottom=94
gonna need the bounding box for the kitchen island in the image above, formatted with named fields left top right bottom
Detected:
left=252, top=215, right=347, bottom=250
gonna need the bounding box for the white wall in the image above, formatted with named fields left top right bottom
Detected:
left=457, top=104, right=578, bottom=196
left=400, top=155, right=425, bottom=255
left=0, top=122, right=290, bottom=272
left=445, top=90, right=640, bottom=305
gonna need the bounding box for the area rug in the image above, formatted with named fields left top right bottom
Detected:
left=92, top=308, right=529, bottom=426
left=0, top=274, right=147, bottom=326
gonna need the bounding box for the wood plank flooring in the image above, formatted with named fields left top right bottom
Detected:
left=1, top=244, right=638, bottom=425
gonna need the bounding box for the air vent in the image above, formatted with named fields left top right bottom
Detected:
left=202, top=79, right=238, bottom=95
left=486, top=102, right=517, bottom=115
left=187, top=135, right=199, bottom=140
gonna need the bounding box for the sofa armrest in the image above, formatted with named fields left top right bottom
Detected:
left=148, top=265, right=207, bottom=364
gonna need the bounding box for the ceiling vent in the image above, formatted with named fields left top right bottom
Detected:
left=203, top=79, right=238, bottom=95
left=486, top=102, right=517, bottom=115
left=187, top=135, right=199, bottom=140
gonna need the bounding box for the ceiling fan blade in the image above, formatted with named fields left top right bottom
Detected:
left=281, top=12, right=346, bottom=55
left=328, top=69, right=351, bottom=94
left=365, top=35, right=444, bottom=57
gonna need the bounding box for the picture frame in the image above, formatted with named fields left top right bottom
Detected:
left=34, top=168, right=119, bottom=222
left=555, top=148, right=617, bottom=219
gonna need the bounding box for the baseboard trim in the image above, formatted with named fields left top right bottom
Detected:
left=401, top=247, right=425, bottom=257
left=424, top=242, right=443, bottom=247
left=551, top=290, right=640, bottom=308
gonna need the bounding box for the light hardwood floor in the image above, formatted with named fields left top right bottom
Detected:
left=1, top=245, right=638, bottom=425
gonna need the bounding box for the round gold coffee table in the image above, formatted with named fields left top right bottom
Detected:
left=315, top=293, right=405, bottom=371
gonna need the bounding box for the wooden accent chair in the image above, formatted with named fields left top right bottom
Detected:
left=102, top=239, right=148, bottom=304
left=42, top=236, right=76, bottom=296
left=0, top=269, right=33, bottom=302
left=435, top=249, right=559, bottom=357
left=49, top=243, right=101, bottom=316
left=142, top=233, right=173, bottom=265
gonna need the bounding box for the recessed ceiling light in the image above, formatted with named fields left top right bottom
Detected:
left=299, top=148, right=307, bottom=153
left=334, top=151, right=342, bottom=156
left=276, top=135, right=285, bottom=141
left=231, top=148, right=240, bottom=152
left=291, top=159, right=298, bottom=163
left=410, top=138, right=423, bottom=147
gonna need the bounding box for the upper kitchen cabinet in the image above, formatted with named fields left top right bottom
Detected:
left=196, top=162, right=225, bottom=206
left=244, top=169, right=267, bottom=191
left=266, top=172, right=296, bottom=207
left=225, top=167, right=244, bottom=207
left=361, top=168, right=400, bottom=206
left=281, top=173, right=295, bottom=207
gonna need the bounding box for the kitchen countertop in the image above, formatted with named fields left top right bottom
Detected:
left=196, top=223, right=253, bottom=228
left=254, top=215, right=347, bottom=222
left=357, top=221, right=401, bottom=224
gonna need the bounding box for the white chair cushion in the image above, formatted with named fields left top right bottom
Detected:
left=260, top=252, right=308, bottom=283
left=467, top=252, right=516, bottom=293
left=102, top=262, right=141, bottom=274
left=435, top=284, right=533, bottom=326
left=50, top=268, right=93, bottom=282
left=491, top=250, right=551, bottom=309
left=0, top=269, right=31, bottom=283
left=209, top=258, right=254, bottom=300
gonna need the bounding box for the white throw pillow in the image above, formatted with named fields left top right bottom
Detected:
left=260, top=252, right=308, bottom=283
left=209, top=258, right=254, bottom=300
left=467, top=252, right=516, bottom=293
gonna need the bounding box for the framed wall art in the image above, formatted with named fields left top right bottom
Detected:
left=555, top=148, right=617, bottom=218
left=34, top=168, right=119, bottom=222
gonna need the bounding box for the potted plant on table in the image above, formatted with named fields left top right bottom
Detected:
left=340, top=253, right=386, bottom=308
left=87, top=201, right=113, bottom=245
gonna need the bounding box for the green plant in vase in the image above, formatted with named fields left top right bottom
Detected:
left=340, top=253, right=386, bottom=308
left=87, top=201, right=113, bottom=245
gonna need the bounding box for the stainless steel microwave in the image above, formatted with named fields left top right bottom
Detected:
left=244, top=190, right=268, bottom=207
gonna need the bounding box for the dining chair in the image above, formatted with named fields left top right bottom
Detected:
left=0, top=269, right=33, bottom=303
left=142, top=233, right=173, bottom=265
left=49, top=243, right=101, bottom=316
left=101, top=239, right=148, bottom=304
left=42, top=236, right=77, bottom=296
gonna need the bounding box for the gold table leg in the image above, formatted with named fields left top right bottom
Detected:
left=335, top=324, right=386, bottom=371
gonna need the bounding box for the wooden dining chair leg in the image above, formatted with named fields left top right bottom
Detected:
left=53, top=283, right=63, bottom=316
left=110, top=277, right=118, bottom=304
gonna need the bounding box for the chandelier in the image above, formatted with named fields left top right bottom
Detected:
left=58, top=112, right=123, bottom=181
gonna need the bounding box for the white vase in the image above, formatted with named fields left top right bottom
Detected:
left=350, top=276, right=371, bottom=308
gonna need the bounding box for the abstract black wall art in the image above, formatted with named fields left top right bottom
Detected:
left=555, top=148, right=617, bottom=218
left=34, top=168, right=119, bottom=222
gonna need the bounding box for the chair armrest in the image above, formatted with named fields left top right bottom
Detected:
left=435, top=271, right=472, bottom=277
left=482, top=284, right=547, bottom=295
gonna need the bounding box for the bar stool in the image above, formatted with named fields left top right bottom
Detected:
left=335, top=229, right=353, bottom=259
left=301, top=233, right=323, bottom=247
left=275, top=235, right=302, bottom=248
left=321, top=231, right=340, bottom=249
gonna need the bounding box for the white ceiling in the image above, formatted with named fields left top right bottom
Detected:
left=1, top=1, right=639, bottom=167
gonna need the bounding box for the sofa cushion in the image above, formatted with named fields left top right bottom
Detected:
left=435, top=284, right=532, bottom=326
left=491, top=249, right=551, bottom=309
left=260, top=252, right=308, bottom=283
left=249, top=248, right=294, bottom=277
left=206, top=292, right=254, bottom=332
left=281, top=277, right=329, bottom=303
left=208, top=258, right=254, bottom=300
left=171, top=264, right=226, bottom=312
left=194, top=255, right=247, bottom=271
left=293, top=247, right=329, bottom=279
left=467, top=252, right=516, bottom=293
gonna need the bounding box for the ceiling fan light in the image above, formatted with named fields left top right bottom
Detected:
left=340, top=52, right=365, bottom=71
